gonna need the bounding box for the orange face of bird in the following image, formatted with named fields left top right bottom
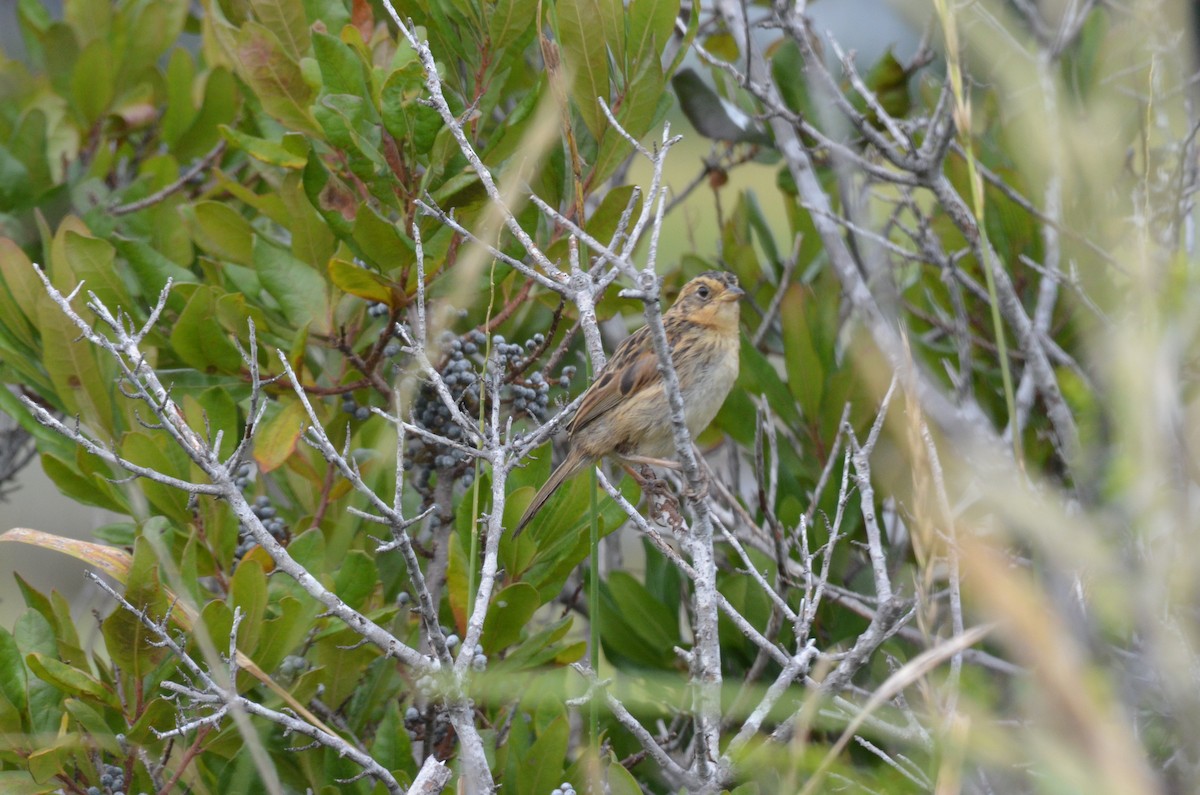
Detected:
left=669, top=272, right=744, bottom=332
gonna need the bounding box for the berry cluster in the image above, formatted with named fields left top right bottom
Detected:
left=407, top=330, right=577, bottom=499
left=277, top=654, right=307, bottom=679
left=403, top=703, right=455, bottom=754
left=550, top=783, right=578, bottom=795
left=469, top=642, right=487, bottom=671
left=233, top=495, right=288, bottom=561
left=407, top=330, right=484, bottom=494
left=232, top=460, right=253, bottom=490
left=337, top=301, right=407, bottom=422
left=87, top=763, right=126, bottom=795
left=341, top=395, right=372, bottom=421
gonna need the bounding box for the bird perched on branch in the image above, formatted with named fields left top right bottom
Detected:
left=515, top=271, right=744, bottom=534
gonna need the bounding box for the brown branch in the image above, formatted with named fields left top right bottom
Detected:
left=156, top=724, right=214, bottom=795
left=111, top=141, right=228, bottom=216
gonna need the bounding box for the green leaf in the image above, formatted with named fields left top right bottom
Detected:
left=0, top=770, right=58, bottom=794
left=37, top=299, right=116, bottom=432
left=173, top=67, right=240, bottom=161
left=328, top=257, right=393, bottom=303
left=313, top=93, right=384, bottom=168
left=280, top=171, right=336, bottom=267
left=230, top=559, right=268, bottom=654
left=592, top=55, right=666, bottom=184
left=312, top=30, right=366, bottom=97
left=25, top=653, right=116, bottom=708
left=170, top=286, right=243, bottom=374
left=70, top=38, right=115, bottom=125
left=605, top=758, right=644, bottom=795
left=252, top=596, right=314, bottom=672
left=780, top=284, right=823, bottom=420
left=123, top=0, right=189, bottom=78
left=63, top=232, right=134, bottom=322
left=14, top=610, right=60, bottom=735
left=162, top=49, right=199, bottom=146
left=92, top=522, right=136, bottom=546
left=48, top=592, right=84, bottom=666
left=7, top=108, right=52, bottom=195
left=642, top=538, right=682, bottom=621
left=0, top=239, right=40, bottom=351
left=606, top=571, right=678, bottom=646
left=864, top=48, right=911, bottom=121
left=27, top=736, right=78, bottom=784
left=351, top=204, right=414, bottom=271
left=370, top=701, right=415, bottom=776
left=303, top=146, right=358, bottom=238
left=745, top=191, right=781, bottom=266
left=627, top=0, right=678, bottom=70
left=598, top=0, right=626, bottom=68
left=254, top=236, right=331, bottom=333
left=233, top=22, right=320, bottom=135
left=585, top=185, right=641, bottom=246
left=736, top=336, right=801, bottom=427
left=253, top=395, right=308, bottom=473
left=111, top=238, right=198, bottom=297
left=519, top=715, right=569, bottom=795
left=381, top=69, right=443, bottom=155
left=250, top=0, right=311, bottom=60
left=0, top=690, right=26, bottom=745
left=598, top=573, right=675, bottom=669
left=39, top=453, right=126, bottom=513
left=185, top=201, right=254, bottom=265
left=120, top=432, right=191, bottom=523
left=13, top=576, right=55, bottom=635
left=771, top=41, right=814, bottom=118
left=64, top=0, right=112, bottom=44
left=186, top=387, right=240, bottom=461
left=313, top=628, right=378, bottom=707
left=101, top=539, right=169, bottom=682
left=0, top=627, right=28, bottom=717
left=512, top=473, right=637, bottom=603
left=0, top=145, right=34, bottom=210
left=333, top=551, right=377, bottom=611
left=220, top=125, right=308, bottom=168
left=554, top=0, right=610, bottom=140
left=64, top=699, right=120, bottom=753
left=286, top=526, right=326, bottom=573
left=481, top=583, right=540, bottom=654
left=125, top=697, right=175, bottom=744
left=500, top=615, right=577, bottom=671
left=488, top=0, right=539, bottom=51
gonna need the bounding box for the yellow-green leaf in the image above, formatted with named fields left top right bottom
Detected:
left=253, top=395, right=308, bottom=472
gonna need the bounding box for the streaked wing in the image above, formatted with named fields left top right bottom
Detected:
left=568, top=326, right=661, bottom=435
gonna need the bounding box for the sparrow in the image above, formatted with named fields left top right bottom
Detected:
left=515, top=271, right=743, bottom=534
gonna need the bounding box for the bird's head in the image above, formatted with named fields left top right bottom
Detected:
left=667, top=271, right=744, bottom=332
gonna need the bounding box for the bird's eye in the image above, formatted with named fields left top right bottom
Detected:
left=697, top=285, right=711, bottom=299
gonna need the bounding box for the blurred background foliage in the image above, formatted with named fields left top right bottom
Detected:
left=0, top=0, right=1195, bottom=793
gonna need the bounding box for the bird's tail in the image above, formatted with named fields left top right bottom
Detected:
left=514, top=451, right=590, bottom=537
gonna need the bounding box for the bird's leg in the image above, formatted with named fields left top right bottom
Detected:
left=620, top=462, right=666, bottom=493
left=618, top=463, right=671, bottom=526
left=682, top=473, right=710, bottom=502
left=619, top=462, right=691, bottom=532
left=622, top=455, right=708, bottom=501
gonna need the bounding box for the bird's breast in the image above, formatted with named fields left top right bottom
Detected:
left=679, top=336, right=739, bottom=436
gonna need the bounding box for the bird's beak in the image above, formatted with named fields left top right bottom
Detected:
left=721, top=286, right=745, bottom=302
